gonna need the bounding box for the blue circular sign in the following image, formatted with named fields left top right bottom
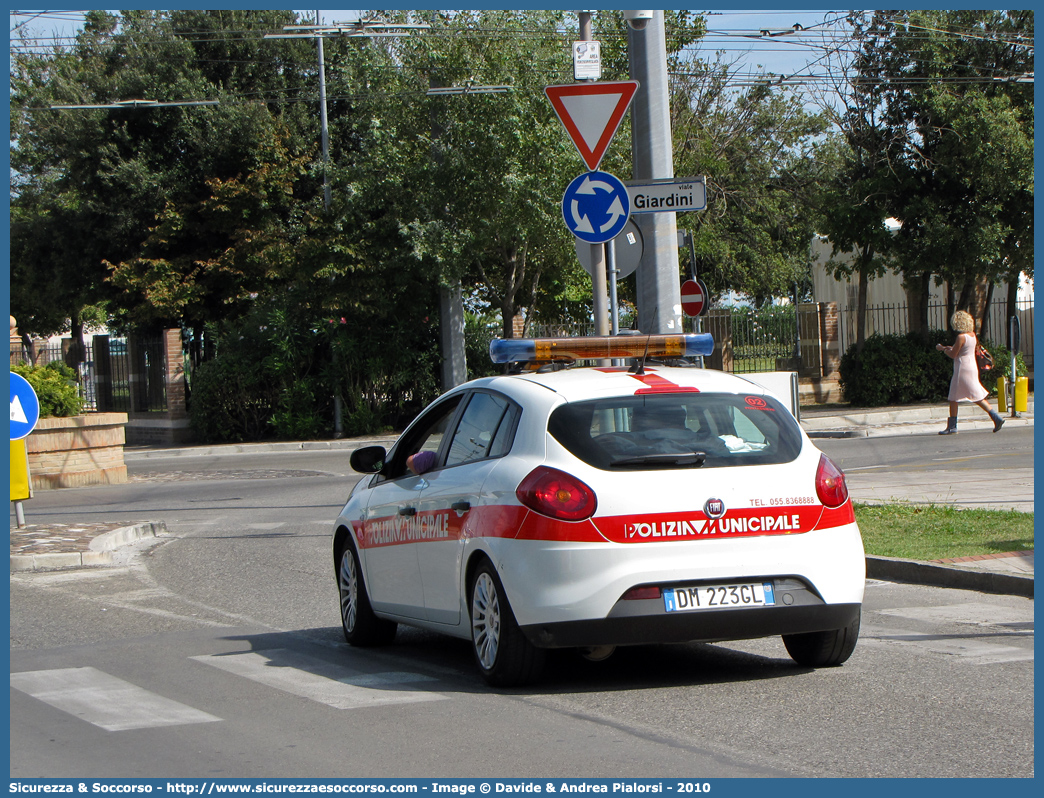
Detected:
left=562, top=170, right=631, bottom=244
left=10, top=372, right=41, bottom=440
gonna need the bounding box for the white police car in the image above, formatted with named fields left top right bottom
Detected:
left=333, top=334, right=864, bottom=686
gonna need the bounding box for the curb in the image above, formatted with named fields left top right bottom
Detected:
left=124, top=437, right=399, bottom=460
left=866, top=555, right=1034, bottom=598
left=9, top=521, right=168, bottom=573
left=804, top=417, right=1032, bottom=439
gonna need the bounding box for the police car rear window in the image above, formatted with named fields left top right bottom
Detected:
left=547, top=393, right=802, bottom=470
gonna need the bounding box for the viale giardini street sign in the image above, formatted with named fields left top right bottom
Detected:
left=626, top=177, right=707, bottom=214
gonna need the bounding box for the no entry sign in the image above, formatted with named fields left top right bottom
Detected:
left=681, top=278, right=708, bottom=318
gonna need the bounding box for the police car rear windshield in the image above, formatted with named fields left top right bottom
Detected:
left=548, top=393, right=802, bottom=470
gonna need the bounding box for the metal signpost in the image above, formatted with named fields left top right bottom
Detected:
left=546, top=80, right=639, bottom=336
left=10, top=372, right=40, bottom=527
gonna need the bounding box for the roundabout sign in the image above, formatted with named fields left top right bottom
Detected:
left=562, top=170, right=631, bottom=244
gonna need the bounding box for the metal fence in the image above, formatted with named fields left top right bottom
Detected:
left=725, top=306, right=798, bottom=374
left=529, top=308, right=799, bottom=374
left=10, top=334, right=170, bottom=413
left=838, top=298, right=1034, bottom=370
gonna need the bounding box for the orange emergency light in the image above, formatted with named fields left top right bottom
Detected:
left=489, top=333, right=714, bottom=364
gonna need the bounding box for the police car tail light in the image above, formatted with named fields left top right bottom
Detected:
left=816, top=455, right=849, bottom=508
left=621, top=585, right=661, bottom=601
left=516, top=466, right=597, bottom=522
left=489, top=333, right=714, bottom=364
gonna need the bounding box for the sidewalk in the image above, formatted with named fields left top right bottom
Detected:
left=799, top=397, right=1034, bottom=438
left=10, top=401, right=1034, bottom=598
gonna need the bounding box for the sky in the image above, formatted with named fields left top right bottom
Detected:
left=9, top=8, right=849, bottom=84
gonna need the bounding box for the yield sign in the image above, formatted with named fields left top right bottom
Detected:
left=545, top=81, right=639, bottom=171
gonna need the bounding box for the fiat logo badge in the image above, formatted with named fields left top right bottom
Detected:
left=704, top=498, right=726, bottom=518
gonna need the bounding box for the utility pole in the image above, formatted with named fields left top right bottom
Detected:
left=315, top=11, right=339, bottom=435
left=265, top=15, right=429, bottom=427
left=316, top=11, right=331, bottom=212
left=627, top=10, right=683, bottom=335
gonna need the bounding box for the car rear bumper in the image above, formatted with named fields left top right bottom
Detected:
left=520, top=601, right=861, bottom=649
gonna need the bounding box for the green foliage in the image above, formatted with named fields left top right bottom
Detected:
left=980, top=341, right=1027, bottom=394
left=189, top=283, right=442, bottom=442
left=11, top=362, right=83, bottom=418
left=825, top=11, right=1034, bottom=336
left=672, top=59, right=832, bottom=304
left=464, top=313, right=501, bottom=380
left=838, top=331, right=953, bottom=406
left=188, top=354, right=278, bottom=443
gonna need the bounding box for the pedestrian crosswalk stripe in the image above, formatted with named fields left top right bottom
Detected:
left=190, top=649, right=447, bottom=709
left=10, top=667, right=221, bottom=731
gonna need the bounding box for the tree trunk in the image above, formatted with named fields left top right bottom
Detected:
left=855, top=245, right=870, bottom=353
left=499, top=244, right=526, bottom=340
left=19, top=333, right=38, bottom=365
left=63, top=308, right=86, bottom=370
left=904, top=272, right=931, bottom=342
left=979, top=281, right=995, bottom=342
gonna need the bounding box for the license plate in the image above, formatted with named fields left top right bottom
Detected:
left=663, top=582, right=775, bottom=612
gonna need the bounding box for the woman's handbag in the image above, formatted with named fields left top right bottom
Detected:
left=975, top=342, right=994, bottom=371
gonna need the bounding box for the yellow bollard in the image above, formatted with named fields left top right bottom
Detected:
left=996, top=376, right=1007, bottom=412
left=10, top=439, right=32, bottom=502
left=1014, top=376, right=1028, bottom=412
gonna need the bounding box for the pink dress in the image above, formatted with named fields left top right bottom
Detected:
left=948, top=334, right=988, bottom=403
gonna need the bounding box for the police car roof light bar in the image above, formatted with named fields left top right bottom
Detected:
left=489, top=334, right=714, bottom=364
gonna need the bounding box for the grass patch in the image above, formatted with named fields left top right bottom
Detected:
left=854, top=503, right=1034, bottom=561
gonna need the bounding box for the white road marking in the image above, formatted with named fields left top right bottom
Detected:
left=10, top=667, right=221, bottom=731
left=191, top=649, right=447, bottom=709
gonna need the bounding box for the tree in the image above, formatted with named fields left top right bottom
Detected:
left=839, top=11, right=1034, bottom=339
left=367, top=10, right=585, bottom=339
left=671, top=59, right=833, bottom=305
left=10, top=10, right=321, bottom=351
left=811, top=13, right=904, bottom=352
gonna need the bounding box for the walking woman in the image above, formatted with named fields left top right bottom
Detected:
left=935, top=310, right=1004, bottom=435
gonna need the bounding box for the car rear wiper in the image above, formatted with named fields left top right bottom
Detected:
left=609, top=451, right=707, bottom=469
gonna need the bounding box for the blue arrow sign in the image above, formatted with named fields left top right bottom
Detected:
left=562, top=170, right=631, bottom=244
left=10, top=372, right=41, bottom=441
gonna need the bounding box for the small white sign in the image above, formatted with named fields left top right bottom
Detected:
left=573, top=41, right=602, bottom=80
left=626, top=177, right=707, bottom=214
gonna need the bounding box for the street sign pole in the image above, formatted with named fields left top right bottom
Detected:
left=577, top=13, right=608, bottom=342
left=591, top=243, right=609, bottom=337
left=10, top=372, right=40, bottom=528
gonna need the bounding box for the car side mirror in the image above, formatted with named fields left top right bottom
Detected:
left=350, top=445, right=387, bottom=474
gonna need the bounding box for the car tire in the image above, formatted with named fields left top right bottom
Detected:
left=469, top=560, right=545, bottom=687
left=338, top=538, right=397, bottom=647
left=782, top=609, right=860, bottom=667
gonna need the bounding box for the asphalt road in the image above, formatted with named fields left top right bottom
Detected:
left=8, top=437, right=1035, bottom=778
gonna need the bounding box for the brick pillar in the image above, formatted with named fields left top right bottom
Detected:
left=797, top=303, right=823, bottom=378
left=511, top=314, right=525, bottom=339
left=820, top=302, right=840, bottom=376
left=164, top=328, right=188, bottom=417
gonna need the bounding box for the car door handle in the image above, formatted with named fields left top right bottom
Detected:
left=451, top=501, right=471, bottom=513
left=398, top=506, right=417, bottom=517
